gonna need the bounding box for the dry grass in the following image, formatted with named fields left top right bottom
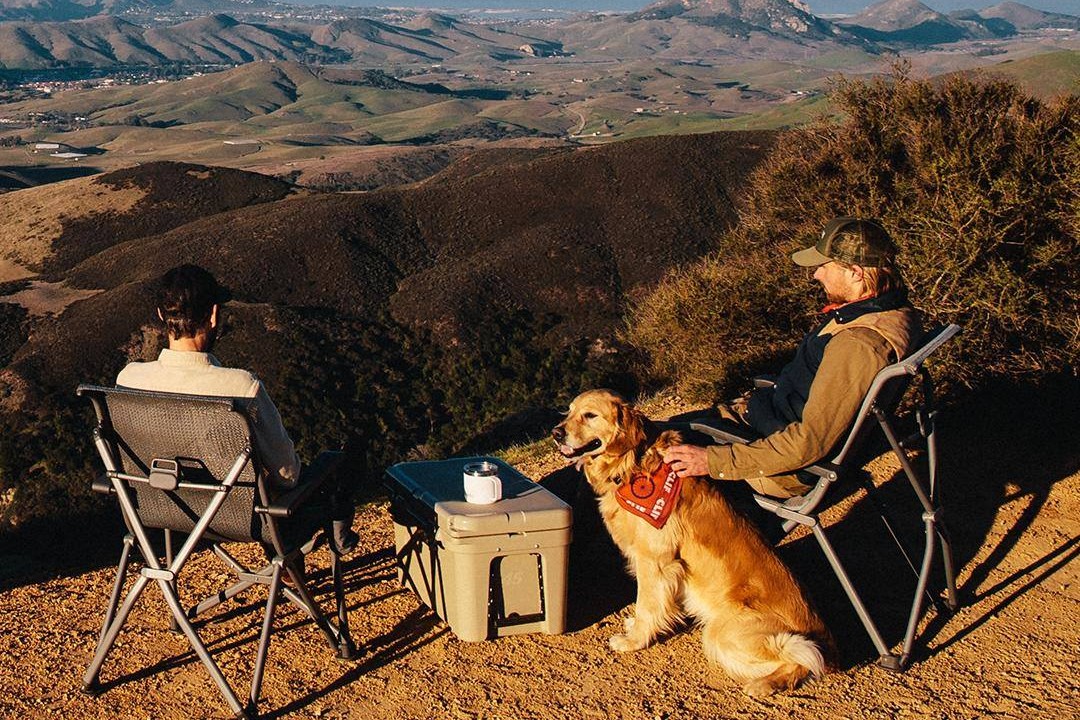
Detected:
left=0, top=178, right=145, bottom=271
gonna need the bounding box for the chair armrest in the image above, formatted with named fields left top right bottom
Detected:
left=752, top=376, right=777, bottom=389
left=691, top=422, right=841, bottom=483
left=689, top=421, right=757, bottom=446
left=800, top=461, right=841, bottom=482
left=261, top=450, right=346, bottom=518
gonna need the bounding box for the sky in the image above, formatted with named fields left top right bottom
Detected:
left=316, top=1, right=1080, bottom=16
left=808, top=0, right=1080, bottom=14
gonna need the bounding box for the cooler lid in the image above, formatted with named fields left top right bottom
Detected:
left=385, top=457, right=572, bottom=538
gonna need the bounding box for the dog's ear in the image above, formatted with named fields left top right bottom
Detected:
left=610, top=400, right=646, bottom=455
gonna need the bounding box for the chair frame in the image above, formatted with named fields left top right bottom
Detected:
left=690, top=323, right=961, bottom=671
left=77, top=384, right=356, bottom=719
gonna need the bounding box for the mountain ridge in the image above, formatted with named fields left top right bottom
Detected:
left=0, top=0, right=1075, bottom=68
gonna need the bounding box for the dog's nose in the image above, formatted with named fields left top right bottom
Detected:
left=552, top=426, right=565, bottom=442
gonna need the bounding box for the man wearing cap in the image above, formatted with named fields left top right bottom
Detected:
left=663, top=217, right=921, bottom=501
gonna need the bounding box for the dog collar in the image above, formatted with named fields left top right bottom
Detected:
left=616, top=462, right=682, bottom=529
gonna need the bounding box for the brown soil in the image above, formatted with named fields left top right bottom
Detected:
left=1, top=279, right=102, bottom=316
left=0, top=258, right=34, bottom=283
left=0, top=383, right=1076, bottom=719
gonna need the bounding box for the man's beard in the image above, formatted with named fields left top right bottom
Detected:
left=824, top=289, right=847, bottom=304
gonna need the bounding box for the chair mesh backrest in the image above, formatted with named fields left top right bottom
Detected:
left=101, top=388, right=266, bottom=543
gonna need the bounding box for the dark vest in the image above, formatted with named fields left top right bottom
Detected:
left=747, top=290, right=911, bottom=436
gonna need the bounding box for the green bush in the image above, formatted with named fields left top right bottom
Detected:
left=627, top=67, right=1079, bottom=398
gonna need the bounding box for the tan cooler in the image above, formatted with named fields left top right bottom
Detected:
left=386, top=457, right=572, bottom=642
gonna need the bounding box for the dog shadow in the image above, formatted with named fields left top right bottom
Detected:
left=538, top=466, right=635, bottom=630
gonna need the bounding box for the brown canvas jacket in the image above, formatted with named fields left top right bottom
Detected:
left=706, top=306, right=919, bottom=498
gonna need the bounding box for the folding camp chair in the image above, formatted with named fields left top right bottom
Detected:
left=77, top=384, right=357, bottom=719
left=690, top=323, right=961, bottom=671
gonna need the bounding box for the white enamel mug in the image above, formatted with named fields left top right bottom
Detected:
left=463, top=461, right=502, bottom=504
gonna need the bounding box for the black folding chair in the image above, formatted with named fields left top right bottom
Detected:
left=78, top=384, right=357, bottom=719
left=690, top=323, right=962, bottom=671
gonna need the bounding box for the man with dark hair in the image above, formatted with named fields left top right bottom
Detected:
left=117, top=264, right=357, bottom=551
left=663, top=217, right=921, bottom=501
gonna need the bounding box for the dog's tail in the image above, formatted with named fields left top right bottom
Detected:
left=739, top=632, right=827, bottom=696
left=768, top=632, right=827, bottom=678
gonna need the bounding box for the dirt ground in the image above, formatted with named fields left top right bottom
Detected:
left=0, top=383, right=1077, bottom=720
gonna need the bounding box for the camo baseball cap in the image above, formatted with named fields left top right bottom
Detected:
left=791, top=217, right=897, bottom=268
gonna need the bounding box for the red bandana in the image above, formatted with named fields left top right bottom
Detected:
left=615, top=462, right=682, bottom=529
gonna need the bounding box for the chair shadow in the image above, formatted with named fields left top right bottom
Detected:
left=0, top=510, right=127, bottom=593
left=94, top=542, right=407, bottom=691
left=773, top=377, right=1080, bottom=668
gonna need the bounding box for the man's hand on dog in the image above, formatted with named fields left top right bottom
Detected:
left=663, top=445, right=711, bottom=479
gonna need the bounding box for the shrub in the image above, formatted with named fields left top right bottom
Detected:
left=627, top=66, right=1079, bottom=397
left=623, top=241, right=808, bottom=399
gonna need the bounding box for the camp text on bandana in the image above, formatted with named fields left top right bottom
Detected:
left=615, top=462, right=682, bottom=529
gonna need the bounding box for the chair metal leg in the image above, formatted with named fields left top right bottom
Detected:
left=190, top=579, right=258, bottom=618
left=285, top=559, right=341, bottom=651
left=937, top=520, right=960, bottom=611
left=249, top=561, right=283, bottom=708
left=156, top=578, right=247, bottom=718
left=83, top=574, right=151, bottom=692
left=810, top=523, right=899, bottom=668
left=898, top=511, right=940, bottom=665
left=97, top=534, right=135, bottom=647
left=165, top=529, right=180, bottom=633
left=332, top=548, right=357, bottom=659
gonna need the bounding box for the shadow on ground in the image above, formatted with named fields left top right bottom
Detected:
left=773, top=376, right=1080, bottom=668
left=537, top=375, right=1080, bottom=670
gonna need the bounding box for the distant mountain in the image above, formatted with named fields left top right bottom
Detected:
left=0, top=10, right=561, bottom=68
left=0, top=0, right=1075, bottom=68
left=979, top=2, right=1080, bottom=30
left=838, top=0, right=1018, bottom=44
left=0, top=14, right=346, bottom=68
left=553, top=0, right=875, bottom=62
left=807, top=1, right=1080, bottom=15
left=629, top=0, right=835, bottom=38
left=844, top=0, right=942, bottom=30
left=0, top=0, right=279, bottom=22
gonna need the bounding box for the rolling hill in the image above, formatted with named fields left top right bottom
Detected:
left=0, top=9, right=563, bottom=69
left=0, top=131, right=775, bottom=524
left=979, top=2, right=1080, bottom=30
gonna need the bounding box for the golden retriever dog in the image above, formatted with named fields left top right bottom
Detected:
left=552, top=389, right=834, bottom=696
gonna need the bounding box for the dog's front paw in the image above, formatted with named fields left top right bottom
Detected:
left=623, top=616, right=637, bottom=633
left=608, top=633, right=648, bottom=653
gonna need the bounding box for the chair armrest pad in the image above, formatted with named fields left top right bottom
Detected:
left=264, top=450, right=346, bottom=518
left=752, top=376, right=777, bottom=389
